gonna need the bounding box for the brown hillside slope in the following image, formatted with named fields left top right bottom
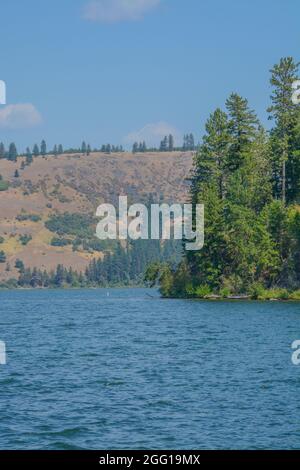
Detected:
left=0, top=151, right=193, bottom=280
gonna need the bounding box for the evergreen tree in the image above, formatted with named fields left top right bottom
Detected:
left=160, top=136, right=168, bottom=152
left=26, top=147, right=33, bottom=165
left=8, top=143, right=18, bottom=161
left=267, top=57, right=300, bottom=203
left=0, top=251, right=6, bottom=263
left=192, top=109, right=230, bottom=201
left=0, top=142, right=5, bottom=159
left=225, top=93, right=259, bottom=171
left=81, top=141, right=87, bottom=154
left=33, top=144, right=40, bottom=157
left=153, top=60, right=300, bottom=298
left=41, top=140, right=47, bottom=156
left=189, top=133, right=195, bottom=150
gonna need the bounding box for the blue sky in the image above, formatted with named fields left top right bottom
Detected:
left=0, top=0, right=299, bottom=151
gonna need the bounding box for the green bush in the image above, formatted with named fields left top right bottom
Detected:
left=45, top=212, right=95, bottom=238
left=15, top=259, right=25, bottom=272
left=249, top=283, right=265, bottom=300
left=0, top=251, right=6, bottom=263
left=256, top=288, right=290, bottom=300
left=0, top=180, right=9, bottom=191
left=16, top=213, right=41, bottom=222
left=51, top=237, right=72, bottom=247
left=19, top=234, right=32, bottom=246
left=219, top=287, right=231, bottom=298
left=194, top=285, right=211, bottom=298
left=289, top=290, right=300, bottom=300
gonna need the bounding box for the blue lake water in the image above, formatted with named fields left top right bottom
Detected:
left=0, top=288, right=300, bottom=450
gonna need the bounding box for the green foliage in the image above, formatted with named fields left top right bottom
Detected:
left=194, top=285, right=211, bottom=298
left=15, top=259, right=25, bottom=272
left=51, top=237, right=72, bottom=247
left=0, top=251, right=6, bottom=263
left=41, top=140, right=47, bottom=156
left=16, top=212, right=41, bottom=222
left=268, top=57, right=300, bottom=203
left=45, top=212, right=95, bottom=238
left=0, top=278, right=18, bottom=289
left=8, top=143, right=18, bottom=161
left=19, top=234, right=32, bottom=246
left=13, top=239, right=181, bottom=289
left=159, top=57, right=300, bottom=299
left=0, top=179, right=9, bottom=191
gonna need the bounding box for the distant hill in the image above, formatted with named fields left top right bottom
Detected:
left=0, top=151, right=193, bottom=281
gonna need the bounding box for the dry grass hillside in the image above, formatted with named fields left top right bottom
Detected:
left=0, top=151, right=194, bottom=280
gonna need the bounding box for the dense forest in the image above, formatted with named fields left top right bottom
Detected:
left=0, top=208, right=182, bottom=289
left=0, top=239, right=181, bottom=289
left=146, top=57, right=300, bottom=300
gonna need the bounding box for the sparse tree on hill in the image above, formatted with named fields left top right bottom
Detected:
left=160, top=136, right=168, bottom=152
left=41, top=140, right=47, bottom=156
left=168, top=134, right=174, bottom=151
left=26, top=147, right=33, bottom=165
left=8, top=143, right=18, bottom=161
left=81, top=141, right=87, bottom=155
left=189, top=133, right=195, bottom=150
left=33, top=144, right=40, bottom=157
left=0, top=142, right=5, bottom=159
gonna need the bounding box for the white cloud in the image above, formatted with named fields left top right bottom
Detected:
left=124, top=121, right=182, bottom=148
left=0, top=103, right=42, bottom=129
left=84, top=0, right=160, bottom=23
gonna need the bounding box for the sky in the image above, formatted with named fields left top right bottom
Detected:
left=0, top=0, right=299, bottom=152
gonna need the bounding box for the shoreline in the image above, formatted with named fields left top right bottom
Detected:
left=1, top=285, right=300, bottom=301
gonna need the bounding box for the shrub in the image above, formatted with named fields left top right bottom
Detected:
left=45, top=213, right=95, bottom=238
left=0, top=180, right=9, bottom=191
left=19, top=234, right=32, bottom=246
left=15, top=259, right=25, bottom=272
left=256, top=288, right=290, bottom=300
left=0, top=251, right=6, bottom=263
left=16, top=213, right=41, bottom=222
left=51, top=237, right=72, bottom=247
left=194, top=285, right=211, bottom=298
left=290, top=290, right=300, bottom=300
left=219, top=287, right=231, bottom=298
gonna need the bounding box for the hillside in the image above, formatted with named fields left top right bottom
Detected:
left=0, top=151, right=193, bottom=281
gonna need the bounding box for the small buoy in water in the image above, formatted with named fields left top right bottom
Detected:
left=107, top=292, right=110, bottom=297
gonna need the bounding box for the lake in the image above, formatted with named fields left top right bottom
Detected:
left=0, top=288, right=299, bottom=449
